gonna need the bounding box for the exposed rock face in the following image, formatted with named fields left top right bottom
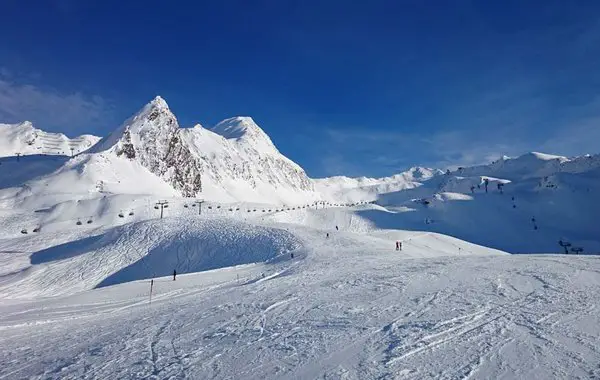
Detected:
left=92, top=97, right=315, bottom=200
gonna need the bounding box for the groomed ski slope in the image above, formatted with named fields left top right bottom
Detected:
left=1, top=206, right=599, bottom=379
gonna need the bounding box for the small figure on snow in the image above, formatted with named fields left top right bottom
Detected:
left=173, top=269, right=177, bottom=281
left=470, top=185, right=475, bottom=194
left=326, top=232, right=329, bottom=238
left=335, top=225, right=339, bottom=231
left=396, top=241, right=402, bottom=251
left=291, top=252, right=294, bottom=259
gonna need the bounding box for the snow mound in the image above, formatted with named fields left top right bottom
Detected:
left=2, top=217, right=302, bottom=298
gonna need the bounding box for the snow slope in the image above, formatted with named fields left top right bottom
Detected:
left=0, top=121, right=99, bottom=157
left=1, top=210, right=599, bottom=379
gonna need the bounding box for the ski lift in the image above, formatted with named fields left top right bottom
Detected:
left=184, top=204, right=189, bottom=208
left=87, top=219, right=93, bottom=224
left=217, top=206, right=221, bottom=209
left=247, top=210, right=251, bottom=212
left=262, top=210, right=265, bottom=212
left=118, top=212, right=124, bottom=218
left=163, top=204, right=169, bottom=209
left=33, top=227, right=41, bottom=233
left=229, top=208, right=233, bottom=211
left=129, top=211, right=134, bottom=216
left=76, top=219, right=82, bottom=226
left=253, top=209, right=257, bottom=212
left=154, top=205, right=159, bottom=210
left=236, top=208, right=240, bottom=211
left=191, top=203, right=196, bottom=207
left=268, top=209, right=272, bottom=212
left=208, top=206, right=213, bottom=209
left=21, top=228, right=28, bottom=234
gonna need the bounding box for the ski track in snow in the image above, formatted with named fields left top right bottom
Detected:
left=0, top=218, right=599, bottom=379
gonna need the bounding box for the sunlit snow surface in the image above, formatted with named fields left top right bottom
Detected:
left=1, top=208, right=599, bottom=379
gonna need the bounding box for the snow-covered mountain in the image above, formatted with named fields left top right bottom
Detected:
left=91, top=96, right=316, bottom=202
left=314, top=167, right=443, bottom=202
left=458, top=151, right=600, bottom=180
left=0, top=121, right=100, bottom=157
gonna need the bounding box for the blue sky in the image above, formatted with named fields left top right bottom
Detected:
left=1, top=0, right=600, bottom=177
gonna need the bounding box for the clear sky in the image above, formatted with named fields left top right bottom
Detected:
left=1, top=0, right=599, bottom=177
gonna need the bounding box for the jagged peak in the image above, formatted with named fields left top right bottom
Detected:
left=91, top=96, right=178, bottom=153
left=149, top=95, right=169, bottom=110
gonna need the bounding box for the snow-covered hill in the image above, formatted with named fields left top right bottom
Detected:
left=0, top=121, right=100, bottom=157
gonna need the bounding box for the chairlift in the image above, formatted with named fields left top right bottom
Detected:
left=208, top=206, right=213, bottom=209
left=154, top=205, right=159, bottom=210
left=118, top=211, right=124, bottom=218
left=129, top=211, right=134, bottom=216
left=217, top=206, right=221, bottom=209
left=191, top=203, right=196, bottom=207
left=268, top=209, right=272, bottom=212
left=184, top=204, right=189, bottom=208
left=247, top=210, right=251, bottom=212
left=33, top=227, right=41, bottom=233
left=229, top=208, right=233, bottom=211
left=253, top=209, right=257, bottom=212
left=236, top=208, right=240, bottom=211
left=163, top=204, right=169, bottom=208
left=21, top=228, right=28, bottom=234
left=87, top=219, right=93, bottom=224
left=76, top=219, right=82, bottom=226
left=262, top=210, right=265, bottom=212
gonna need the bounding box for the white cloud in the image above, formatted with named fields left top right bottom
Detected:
left=0, top=79, right=112, bottom=135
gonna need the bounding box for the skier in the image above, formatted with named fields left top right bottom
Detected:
left=484, top=178, right=489, bottom=193
left=335, top=225, right=339, bottom=231
left=398, top=241, right=402, bottom=251
left=291, top=252, right=294, bottom=259
left=173, top=269, right=176, bottom=281
left=470, top=185, right=475, bottom=194
left=326, top=232, right=329, bottom=238
left=395, top=241, right=400, bottom=251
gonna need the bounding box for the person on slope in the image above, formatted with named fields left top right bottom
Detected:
left=470, top=185, right=475, bottom=194
left=173, top=269, right=177, bottom=281
left=335, top=225, right=339, bottom=231
left=326, top=232, right=329, bottom=238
